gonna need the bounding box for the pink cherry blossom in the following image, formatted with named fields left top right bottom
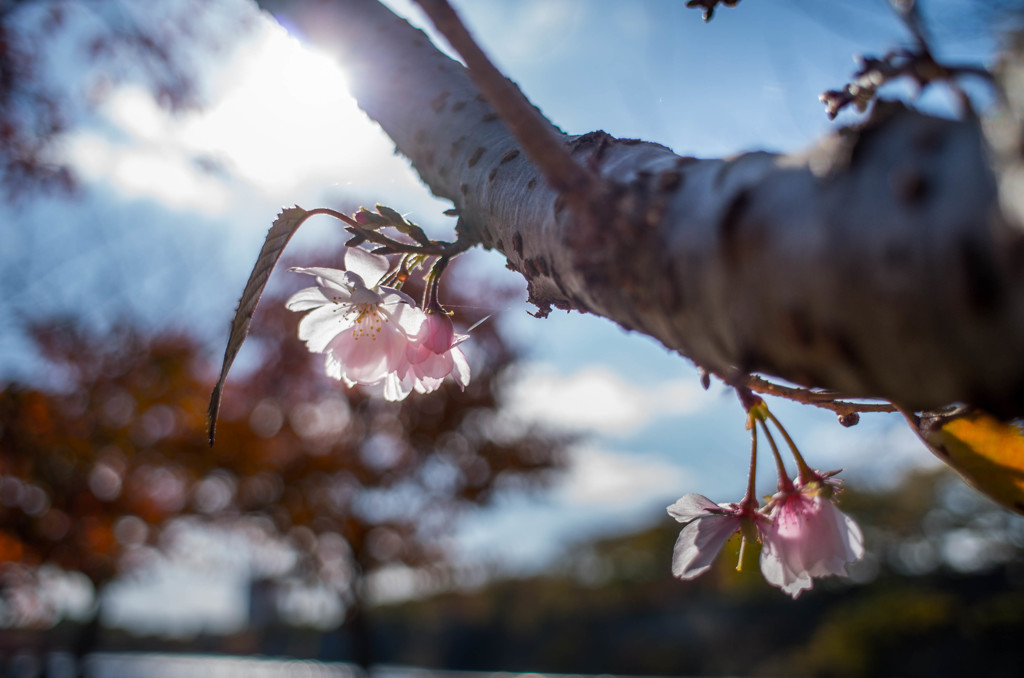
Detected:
left=286, top=247, right=426, bottom=396
left=378, top=311, right=471, bottom=401
left=667, top=494, right=764, bottom=580
left=759, top=482, right=865, bottom=599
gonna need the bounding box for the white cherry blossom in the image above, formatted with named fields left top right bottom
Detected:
left=286, top=247, right=426, bottom=394
left=667, top=493, right=764, bottom=580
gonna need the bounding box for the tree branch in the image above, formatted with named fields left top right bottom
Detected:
left=412, top=0, right=601, bottom=202
left=255, top=0, right=1024, bottom=417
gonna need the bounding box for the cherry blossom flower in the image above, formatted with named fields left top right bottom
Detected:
left=377, top=310, right=471, bottom=401
left=668, top=396, right=866, bottom=598
left=759, top=478, right=865, bottom=599
left=667, top=493, right=765, bottom=580
left=286, top=247, right=426, bottom=394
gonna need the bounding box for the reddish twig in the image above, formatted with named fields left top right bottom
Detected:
left=714, top=370, right=897, bottom=426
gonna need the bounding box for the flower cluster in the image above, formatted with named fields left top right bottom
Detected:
left=286, top=246, right=470, bottom=400
left=668, top=399, right=864, bottom=598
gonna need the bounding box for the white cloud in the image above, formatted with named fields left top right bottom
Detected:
left=66, top=89, right=235, bottom=215
left=63, top=14, right=449, bottom=222
left=503, top=362, right=710, bottom=435
left=557, top=445, right=692, bottom=508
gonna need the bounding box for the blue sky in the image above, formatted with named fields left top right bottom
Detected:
left=3, top=0, right=999, bottom=633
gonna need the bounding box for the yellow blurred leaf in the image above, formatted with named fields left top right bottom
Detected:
left=912, top=408, right=1024, bottom=514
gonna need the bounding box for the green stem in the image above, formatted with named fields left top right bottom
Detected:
left=740, top=425, right=759, bottom=508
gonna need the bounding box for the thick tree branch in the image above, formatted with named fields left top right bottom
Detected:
left=256, top=0, right=1024, bottom=417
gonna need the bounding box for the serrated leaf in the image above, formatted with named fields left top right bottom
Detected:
left=912, top=408, right=1024, bottom=514
left=207, top=206, right=311, bottom=446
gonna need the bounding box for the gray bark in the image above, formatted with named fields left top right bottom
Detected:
left=256, top=0, right=1024, bottom=416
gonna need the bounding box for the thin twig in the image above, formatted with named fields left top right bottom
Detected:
left=413, top=0, right=602, bottom=201
left=715, top=370, right=897, bottom=423
left=743, top=374, right=897, bottom=414
left=820, top=1, right=993, bottom=120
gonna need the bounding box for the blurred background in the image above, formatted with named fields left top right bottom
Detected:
left=2, top=0, right=1023, bottom=676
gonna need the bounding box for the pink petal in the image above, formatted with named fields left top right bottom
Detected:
left=421, top=313, right=456, bottom=354
left=758, top=491, right=864, bottom=598
left=328, top=332, right=390, bottom=384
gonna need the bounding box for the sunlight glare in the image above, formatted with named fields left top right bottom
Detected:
left=182, top=20, right=385, bottom=193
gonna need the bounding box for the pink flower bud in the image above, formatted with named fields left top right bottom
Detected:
left=421, top=311, right=456, bottom=355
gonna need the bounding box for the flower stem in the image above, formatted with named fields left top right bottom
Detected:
left=423, top=256, right=451, bottom=311
left=766, top=410, right=815, bottom=484
left=759, top=420, right=794, bottom=493
left=740, top=425, right=759, bottom=509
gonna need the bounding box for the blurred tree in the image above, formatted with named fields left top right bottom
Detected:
left=0, top=0, right=244, bottom=198
left=0, top=253, right=566, bottom=669
left=367, top=467, right=1024, bottom=677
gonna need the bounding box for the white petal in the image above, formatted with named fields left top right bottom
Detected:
left=324, top=352, right=343, bottom=381
left=379, top=286, right=417, bottom=307
left=298, top=305, right=353, bottom=353
left=834, top=504, right=865, bottom=562
left=344, top=246, right=390, bottom=286
left=386, top=300, right=426, bottom=337
left=671, top=514, right=740, bottom=580
left=449, top=347, right=471, bottom=388
left=290, top=266, right=351, bottom=291
left=759, top=542, right=814, bottom=599
left=285, top=286, right=330, bottom=312
left=667, top=494, right=721, bottom=523
left=382, top=373, right=413, bottom=401
left=413, top=375, right=444, bottom=394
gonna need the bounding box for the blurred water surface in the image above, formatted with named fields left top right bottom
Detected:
left=7, top=654, right=718, bottom=678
